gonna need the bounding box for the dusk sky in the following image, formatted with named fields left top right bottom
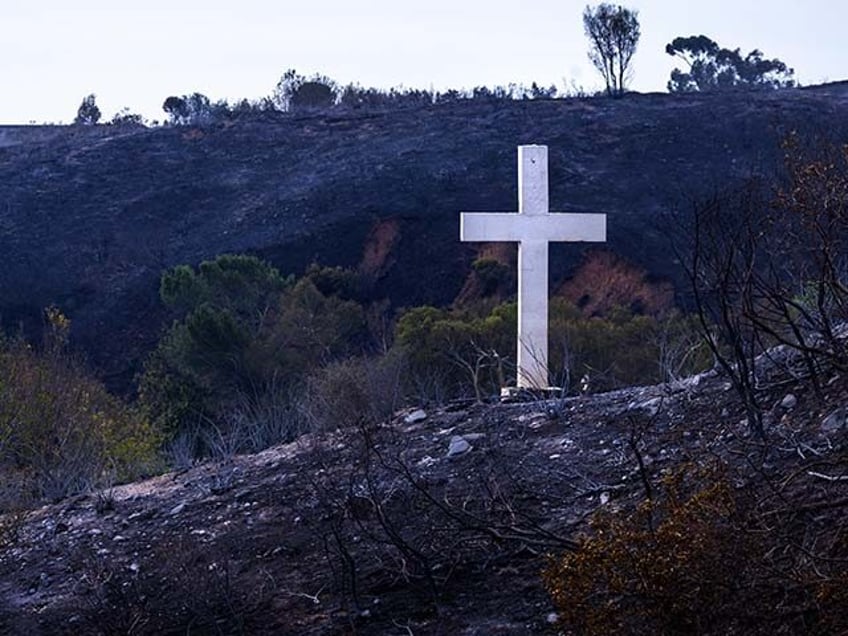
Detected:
left=2, top=0, right=845, bottom=124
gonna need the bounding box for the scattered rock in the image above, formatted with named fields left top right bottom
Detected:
left=780, top=394, right=798, bottom=410
left=517, top=413, right=545, bottom=423
left=127, top=510, right=152, bottom=522
left=447, top=436, right=472, bottom=457
left=628, top=397, right=663, bottom=417
left=403, top=409, right=428, bottom=424
left=168, top=502, right=186, bottom=516
left=821, top=407, right=847, bottom=434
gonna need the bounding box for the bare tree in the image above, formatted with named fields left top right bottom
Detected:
left=676, top=137, right=848, bottom=436
left=583, top=3, right=640, bottom=97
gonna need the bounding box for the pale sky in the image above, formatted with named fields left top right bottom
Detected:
left=2, top=0, right=845, bottom=124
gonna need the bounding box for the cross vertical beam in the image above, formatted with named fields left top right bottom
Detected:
left=518, top=145, right=551, bottom=388
left=517, top=239, right=549, bottom=388
left=519, top=145, right=549, bottom=216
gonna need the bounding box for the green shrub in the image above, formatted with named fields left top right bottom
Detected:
left=141, top=256, right=368, bottom=455
left=471, top=257, right=515, bottom=297
left=394, top=303, right=514, bottom=401
left=394, top=300, right=710, bottom=400
left=0, top=334, right=159, bottom=506
left=549, top=301, right=709, bottom=390
left=160, top=253, right=290, bottom=320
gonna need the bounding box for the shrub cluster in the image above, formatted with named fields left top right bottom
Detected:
left=156, top=70, right=562, bottom=126
left=139, top=255, right=373, bottom=457
left=395, top=299, right=709, bottom=401
left=0, top=313, right=158, bottom=507
left=0, top=246, right=708, bottom=476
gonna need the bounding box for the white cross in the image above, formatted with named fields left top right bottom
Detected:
left=460, top=145, right=606, bottom=389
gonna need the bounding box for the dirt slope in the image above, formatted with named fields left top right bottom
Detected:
left=1, top=349, right=847, bottom=634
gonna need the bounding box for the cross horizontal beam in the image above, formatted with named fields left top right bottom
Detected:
left=461, top=212, right=606, bottom=243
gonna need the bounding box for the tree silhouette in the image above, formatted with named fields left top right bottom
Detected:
left=666, top=36, right=795, bottom=92
left=74, top=94, right=101, bottom=125
left=583, top=3, right=640, bottom=97
left=273, top=69, right=337, bottom=112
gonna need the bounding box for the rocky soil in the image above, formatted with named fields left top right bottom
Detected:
left=1, top=350, right=846, bottom=634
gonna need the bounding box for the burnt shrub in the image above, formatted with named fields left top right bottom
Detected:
left=543, top=461, right=848, bottom=635
left=299, top=351, right=405, bottom=432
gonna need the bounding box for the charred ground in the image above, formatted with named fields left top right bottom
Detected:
left=1, top=343, right=847, bottom=634
left=3, top=84, right=848, bottom=389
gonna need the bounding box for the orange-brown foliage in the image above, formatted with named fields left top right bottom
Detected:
left=557, top=250, right=674, bottom=317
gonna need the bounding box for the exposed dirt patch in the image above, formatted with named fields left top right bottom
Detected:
left=359, top=217, right=401, bottom=281
left=556, top=249, right=675, bottom=316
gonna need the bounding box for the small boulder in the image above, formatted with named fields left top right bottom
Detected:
left=447, top=436, right=472, bottom=457
left=628, top=397, right=662, bottom=418
left=780, top=394, right=798, bottom=410
left=403, top=409, right=428, bottom=424
left=821, top=407, right=847, bottom=434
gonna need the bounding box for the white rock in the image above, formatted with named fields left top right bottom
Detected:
left=631, top=397, right=662, bottom=417
left=780, top=394, right=798, bottom=409
left=403, top=409, right=428, bottom=424
left=821, top=407, right=847, bottom=433
left=447, top=436, right=472, bottom=457
left=169, top=502, right=186, bottom=516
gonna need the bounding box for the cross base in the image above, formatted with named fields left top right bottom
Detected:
left=499, top=385, right=564, bottom=403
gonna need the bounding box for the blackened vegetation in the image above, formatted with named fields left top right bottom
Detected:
left=678, top=134, right=848, bottom=434
left=2, top=85, right=848, bottom=390
left=1, top=348, right=847, bottom=634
